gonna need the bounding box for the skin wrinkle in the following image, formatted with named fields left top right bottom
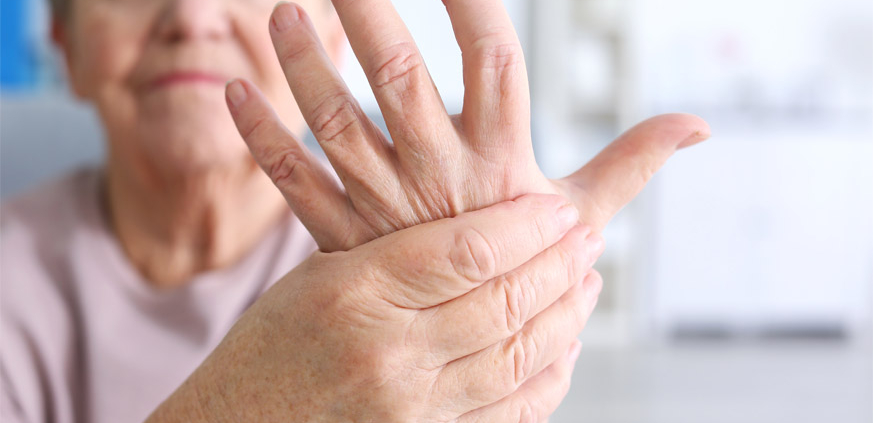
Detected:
left=43, top=0, right=707, bottom=419
left=266, top=147, right=304, bottom=188
left=229, top=3, right=709, bottom=250
left=174, top=192, right=597, bottom=421
left=236, top=111, right=270, bottom=140
left=502, top=275, right=527, bottom=335
left=379, top=62, right=453, bottom=175
left=52, top=0, right=343, bottom=286
left=398, top=179, right=448, bottom=228
left=312, top=100, right=361, bottom=145
left=508, top=333, right=534, bottom=392
left=371, top=44, right=423, bottom=89
left=451, top=226, right=498, bottom=283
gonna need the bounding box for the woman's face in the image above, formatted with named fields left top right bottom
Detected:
left=57, top=0, right=342, bottom=175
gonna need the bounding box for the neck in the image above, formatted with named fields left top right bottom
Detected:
left=104, top=157, right=289, bottom=289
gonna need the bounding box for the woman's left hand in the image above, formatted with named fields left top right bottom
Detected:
left=225, top=0, right=710, bottom=252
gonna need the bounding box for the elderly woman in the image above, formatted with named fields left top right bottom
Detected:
left=1, top=0, right=709, bottom=422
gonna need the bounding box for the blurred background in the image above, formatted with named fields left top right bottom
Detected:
left=2, top=0, right=871, bottom=422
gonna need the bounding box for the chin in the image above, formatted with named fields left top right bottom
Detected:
left=138, top=102, right=253, bottom=175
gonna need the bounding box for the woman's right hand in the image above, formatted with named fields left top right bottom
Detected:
left=147, top=194, right=604, bottom=422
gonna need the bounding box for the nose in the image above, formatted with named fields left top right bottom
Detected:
left=156, top=0, right=231, bottom=43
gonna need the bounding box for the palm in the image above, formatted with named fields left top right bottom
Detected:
left=226, top=1, right=709, bottom=252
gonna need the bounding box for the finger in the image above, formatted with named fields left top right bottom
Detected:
left=225, top=78, right=357, bottom=251
left=444, top=0, right=531, bottom=157
left=558, top=113, right=711, bottom=230
left=363, top=194, right=580, bottom=309
left=269, top=3, right=401, bottom=212
left=414, top=226, right=604, bottom=363
left=455, top=340, right=582, bottom=423
left=328, top=0, right=456, bottom=168
left=433, top=271, right=601, bottom=414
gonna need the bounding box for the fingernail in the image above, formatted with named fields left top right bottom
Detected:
left=568, top=340, right=583, bottom=362
left=272, top=2, right=300, bottom=32
left=584, top=272, right=602, bottom=303
left=587, top=232, right=605, bottom=255
left=678, top=127, right=712, bottom=149
left=556, top=204, right=579, bottom=230
left=225, top=79, right=247, bottom=109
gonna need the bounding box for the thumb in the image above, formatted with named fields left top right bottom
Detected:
left=557, top=113, right=710, bottom=230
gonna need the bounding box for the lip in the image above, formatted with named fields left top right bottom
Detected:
left=149, top=71, right=228, bottom=89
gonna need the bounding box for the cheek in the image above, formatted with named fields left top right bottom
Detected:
left=233, top=6, right=284, bottom=87
left=71, top=9, right=147, bottom=99
left=248, top=28, right=285, bottom=95
left=232, top=6, right=306, bottom=130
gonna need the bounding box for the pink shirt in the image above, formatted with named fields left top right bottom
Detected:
left=1, top=168, right=318, bottom=423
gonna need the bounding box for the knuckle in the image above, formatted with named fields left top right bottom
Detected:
left=504, top=334, right=537, bottom=390
left=499, top=273, right=533, bottom=334
left=370, top=42, right=424, bottom=88
left=310, top=94, right=360, bottom=144
left=474, top=39, right=524, bottom=71
left=468, top=28, right=525, bottom=74
left=529, top=213, right=551, bottom=253
left=515, top=398, right=538, bottom=423
left=555, top=243, right=581, bottom=287
left=267, top=148, right=304, bottom=188
left=450, top=227, right=498, bottom=282
left=469, top=34, right=525, bottom=106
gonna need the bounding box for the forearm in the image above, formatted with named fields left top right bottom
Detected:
left=144, top=369, right=219, bottom=423
left=144, top=341, right=255, bottom=423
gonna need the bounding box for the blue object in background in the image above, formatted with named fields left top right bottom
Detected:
left=1, top=0, right=37, bottom=90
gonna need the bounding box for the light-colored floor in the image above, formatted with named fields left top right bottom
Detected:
left=551, top=341, right=873, bottom=423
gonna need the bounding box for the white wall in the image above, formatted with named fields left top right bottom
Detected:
left=649, top=129, right=873, bottom=336
left=522, top=0, right=873, bottom=341
left=627, top=0, right=873, bottom=338
left=341, top=0, right=529, bottom=114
